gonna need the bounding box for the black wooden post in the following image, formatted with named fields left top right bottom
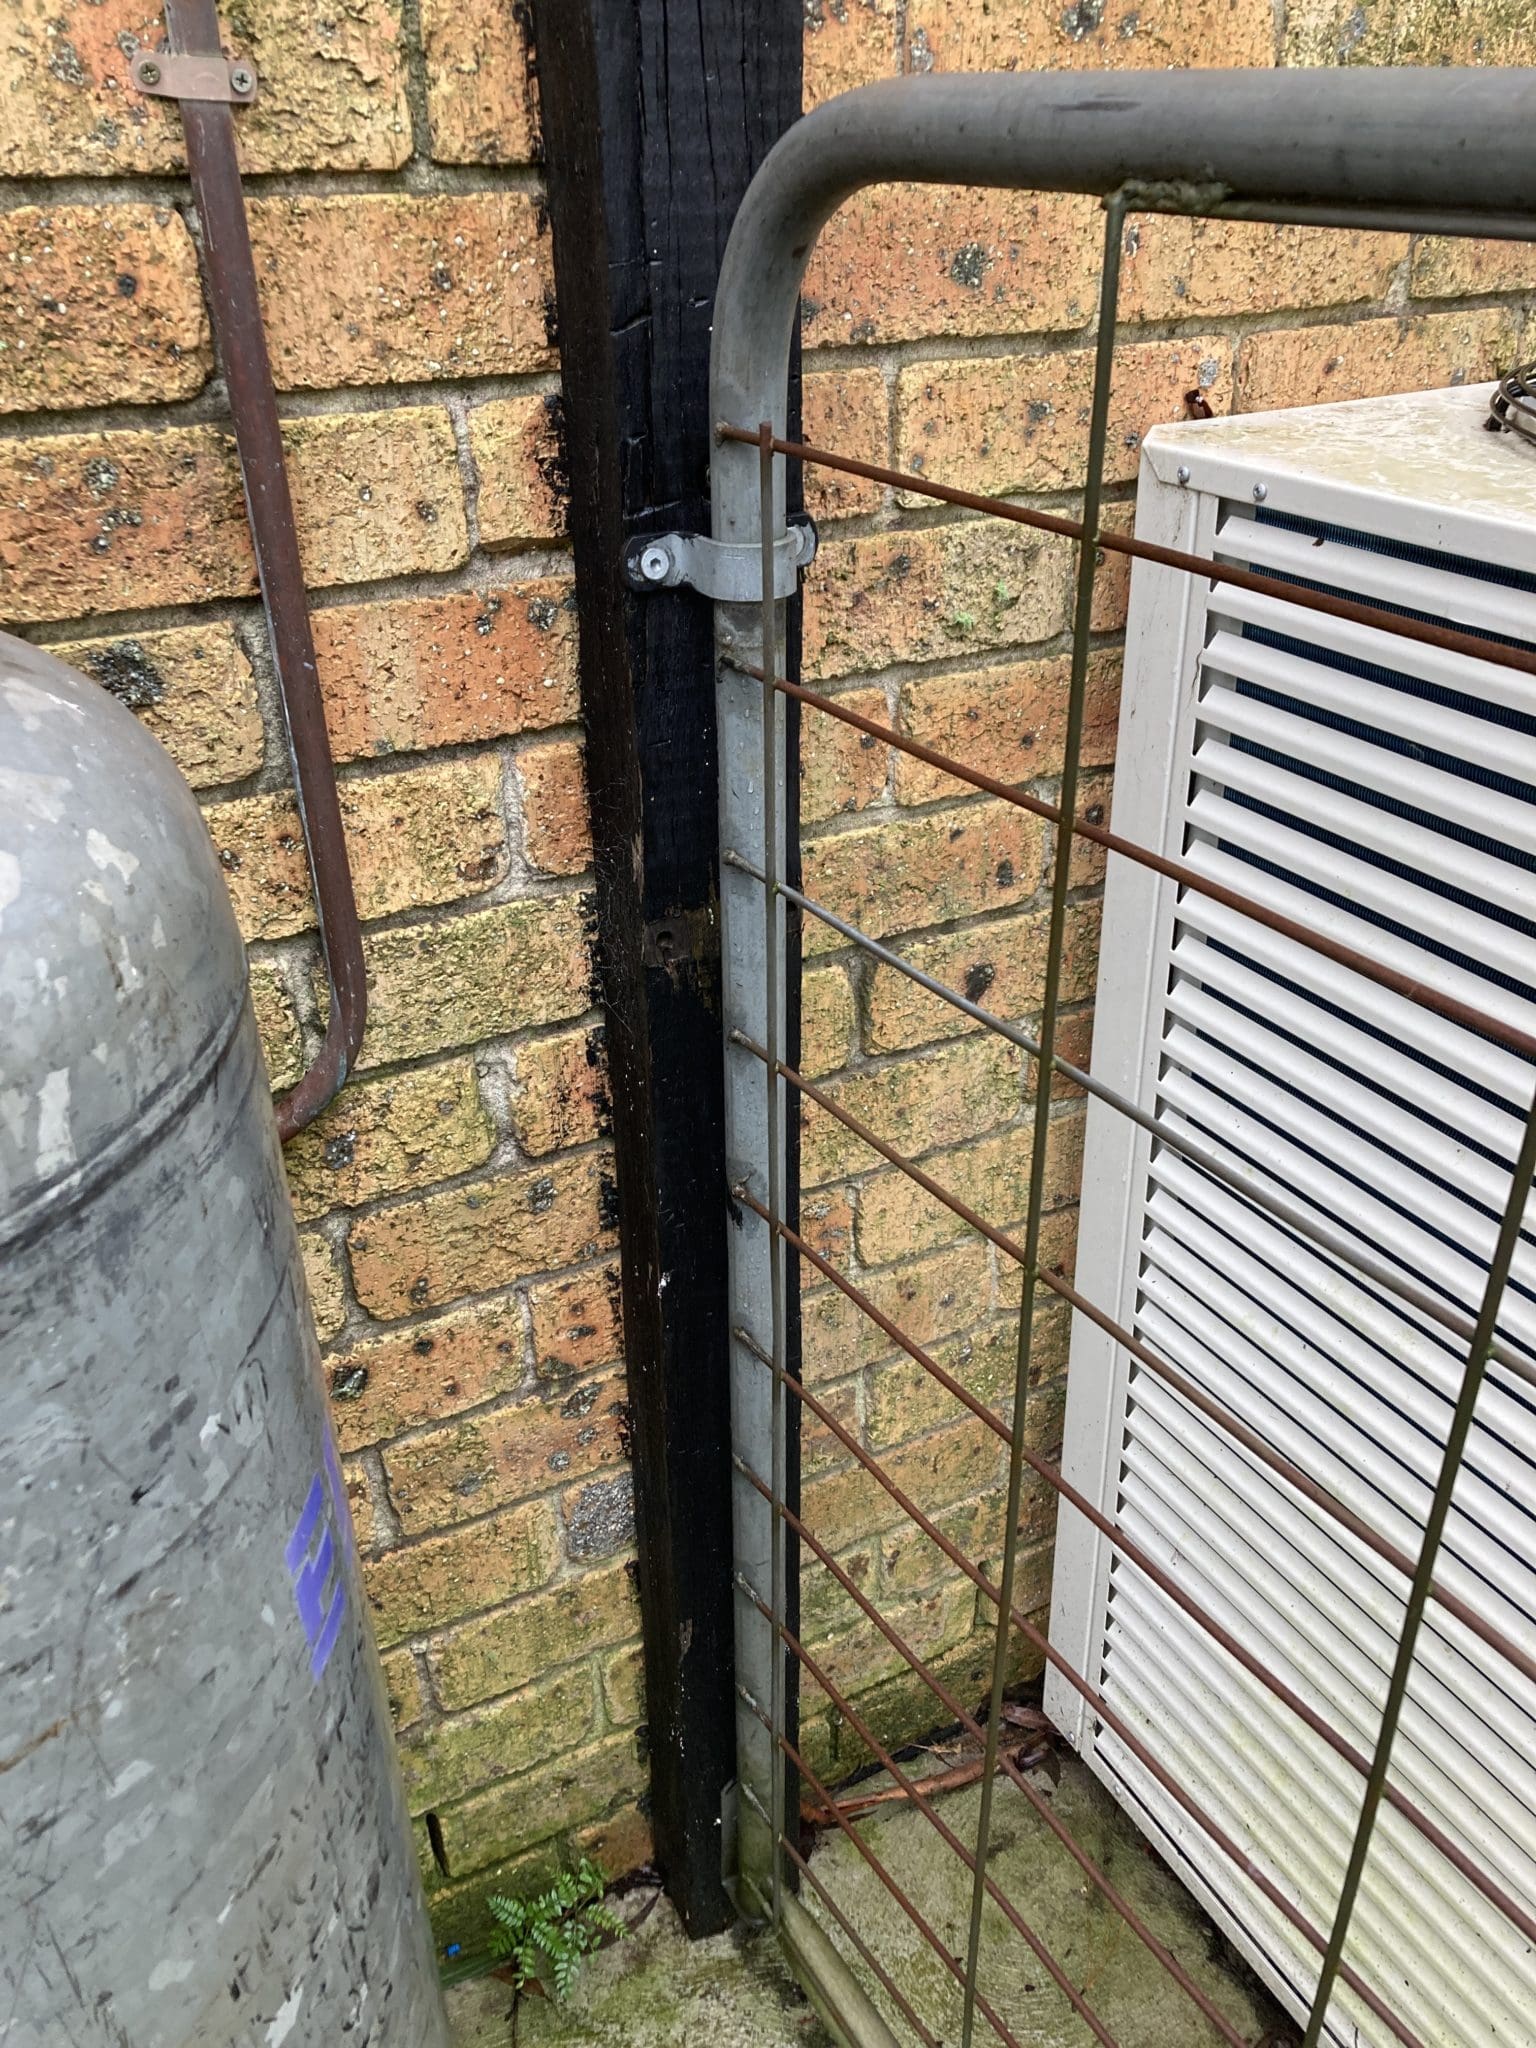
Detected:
left=529, top=0, right=802, bottom=1937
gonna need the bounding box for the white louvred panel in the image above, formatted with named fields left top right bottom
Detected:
left=1048, top=384, right=1536, bottom=2048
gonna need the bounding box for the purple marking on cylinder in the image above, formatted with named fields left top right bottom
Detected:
left=284, top=1473, right=325, bottom=1576
left=285, top=1466, right=347, bottom=1683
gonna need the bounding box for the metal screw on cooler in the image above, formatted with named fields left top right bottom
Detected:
left=1176, top=465, right=1191, bottom=486
left=1253, top=481, right=1269, bottom=502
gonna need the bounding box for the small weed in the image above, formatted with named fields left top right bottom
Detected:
left=486, top=1858, right=626, bottom=2003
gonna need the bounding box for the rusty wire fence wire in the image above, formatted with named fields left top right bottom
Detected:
left=715, top=155, right=1536, bottom=2048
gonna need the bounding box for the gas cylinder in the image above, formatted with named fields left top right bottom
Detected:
left=0, top=633, right=448, bottom=2046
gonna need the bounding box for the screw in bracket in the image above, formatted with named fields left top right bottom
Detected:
left=229, top=63, right=255, bottom=94
left=136, top=58, right=161, bottom=84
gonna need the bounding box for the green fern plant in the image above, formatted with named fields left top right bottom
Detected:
left=485, top=1858, right=627, bottom=2001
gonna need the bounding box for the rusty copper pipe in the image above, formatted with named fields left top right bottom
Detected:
left=739, top=1475, right=1256, bottom=2048
left=165, top=0, right=366, bottom=1138
left=742, top=1697, right=1022, bottom=2048
left=739, top=1600, right=1124, bottom=2048
left=730, top=1288, right=1536, bottom=1955
left=733, top=1031, right=1536, bottom=1695
left=729, top=662, right=1536, bottom=1066
left=740, top=1460, right=1429, bottom=2048
left=716, top=426, right=1536, bottom=683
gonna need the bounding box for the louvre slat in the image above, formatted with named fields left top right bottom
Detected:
left=1056, top=434, right=1536, bottom=2048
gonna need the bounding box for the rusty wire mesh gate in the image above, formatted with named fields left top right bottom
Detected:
left=707, top=67, right=1536, bottom=2048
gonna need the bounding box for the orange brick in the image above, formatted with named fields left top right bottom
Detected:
left=209, top=753, right=506, bottom=942
left=895, top=337, right=1232, bottom=500
left=250, top=960, right=303, bottom=1093
left=1092, top=501, right=1134, bottom=636
left=527, top=1263, right=624, bottom=1382
left=1284, top=0, right=1526, bottom=66
left=803, top=797, right=1048, bottom=956
left=327, top=1296, right=526, bottom=1453
left=421, top=0, right=539, bottom=163
left=349, top=895, right=592, bottom=1070
left=864, top=900, right=1101, bottom=1054
left=803, top=1242, right=992, bottom=1381
left=804, top=0, right=899, bottom=108
left=0, top=0, right=411, bottom=179
left=906, top=0, right=1275, bottom=71
left=800, top=1035, right=1021, bottom=1188
left=58, top=620, right=262, bottom=788
left=282, top=1057, right=495, bottom=1224
left=0, top=201, right=208, bottom=411
left=383, top=1367, right=628, bottom=1535
left=1119, top=216, right=1404, bottom=324
left=299, top=1230, right=348, bottom=1344
left=313, top=582, right=578, bottom=763
left=800, top=684, right=890, bottom=824
left=1411, top=236, right=1536, bottom=302
left=248, top=190, right=553, bottom=391
left=804, top=1418, right=1002, bottom=1551
left=471, top=393, right=567, bottom=548
left=802, top=966, right=856, bottom=1077
left=895, top=647, right=1121, bottom=805
left=857, top=1111, right=1084, bottom=1264
left=1235, top=308, right=1518, bottom=415
left=347, top=1152, right=616, bottom=1319
left=0, top=409, right=467, bottom=626
left=430, top=1558, right=640, bottom=1711
left=363, top=1501, right=561, bottom=1650
left=519, top=738, right=592, bottom=876
left=806, top=521, right=1072, bottom=682
left=804, top=188, right=1098, bottom=350
left=512, top=1028, right=607, bottom=1159
left=802, top=366, right=888, bottom=519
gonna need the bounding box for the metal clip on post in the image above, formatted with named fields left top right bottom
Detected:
left=136, top=0, right=366, bottom=1139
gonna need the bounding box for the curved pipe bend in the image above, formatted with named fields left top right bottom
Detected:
left=710, top=65, right=1536, bottom=546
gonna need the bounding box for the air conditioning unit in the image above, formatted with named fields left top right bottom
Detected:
left=1047, top=382, right=1536, bottom=2047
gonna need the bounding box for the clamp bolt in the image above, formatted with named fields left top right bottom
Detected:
left=638, top=543, right=671, bottom=585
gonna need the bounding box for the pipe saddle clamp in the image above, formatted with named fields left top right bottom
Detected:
left=624, top=520, right=818, bottom=602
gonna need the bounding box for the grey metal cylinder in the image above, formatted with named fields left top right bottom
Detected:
left=0, top=633, right=448, bottom=2047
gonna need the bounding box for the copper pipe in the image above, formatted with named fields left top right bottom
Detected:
left=740, top=1696, right=1022, bottom=2048
left=731, top=1308, right=1536, bottom=1955
left=733, top=1031, right=1536, bottom=1693
left=740, top=1459, right=1428, bottom=2048
left=740, top=1600, right=1125, bottom=2048
left=716, top=426, right=1536, bottom=683
left=739, top=1475, right=1258, bottom=2048
left=165, top=0, right=366, bottom=1137
left=728, top=662, right=1536, bottom=1066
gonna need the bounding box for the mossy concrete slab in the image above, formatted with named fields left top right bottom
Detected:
left=802, top=1753, right=1291, bottom=2046
left=444, top=1889, right=831, bottom=2048
left=446, top=1755, right=1290, bottom=2048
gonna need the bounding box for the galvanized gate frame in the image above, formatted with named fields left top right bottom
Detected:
left=708, top=66, right=1536, bottom=2048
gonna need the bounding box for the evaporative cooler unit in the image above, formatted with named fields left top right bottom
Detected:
left=1050, top=382, right=1536, bottom=2048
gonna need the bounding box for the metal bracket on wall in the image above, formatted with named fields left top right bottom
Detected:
left=623, top=519, right=817, bottom=602
left=137, top=0, right=365, bottom=1141
left=130, top=48, right=257, bottom=101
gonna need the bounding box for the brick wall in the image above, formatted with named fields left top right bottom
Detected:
left=790, top=0, right=1534, bottom=1783
left=3, top=0, right=1530, bottom=1959
left=0, top=0, right=644, bottom=1953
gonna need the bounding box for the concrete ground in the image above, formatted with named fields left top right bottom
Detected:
left=446, top=1753, right=1291, bottom=2047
